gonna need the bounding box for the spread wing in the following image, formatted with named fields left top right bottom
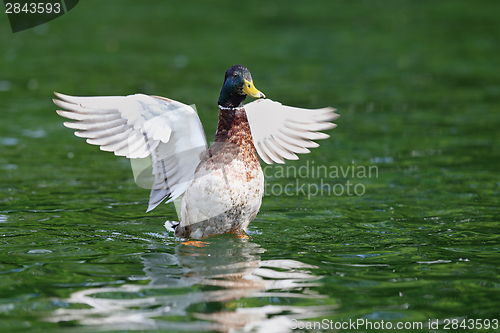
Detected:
left=54, top=92, right=208, bottom=212
left=244, top=99, right=339, bottom=164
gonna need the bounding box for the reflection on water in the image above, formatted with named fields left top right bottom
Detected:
left=48, top=236, right=335, bottom=332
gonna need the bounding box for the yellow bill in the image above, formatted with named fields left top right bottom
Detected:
left=243, top=79, right=265, bottom=98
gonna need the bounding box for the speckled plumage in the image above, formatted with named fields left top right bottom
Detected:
left=174, top=106, right=264, bottom=238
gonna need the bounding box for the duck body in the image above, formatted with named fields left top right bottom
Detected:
left=176, top=106, right=264, bottom=238
left=54, top=65, right=339, bottom=239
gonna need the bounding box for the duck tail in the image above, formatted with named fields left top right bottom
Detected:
left=164, top=220, right=180, bottom=232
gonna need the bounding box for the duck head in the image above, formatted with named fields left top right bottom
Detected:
left=218, top=65, right=265, bottom=108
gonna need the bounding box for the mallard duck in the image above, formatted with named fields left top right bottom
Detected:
left=54, top=65, right=338, bottom=239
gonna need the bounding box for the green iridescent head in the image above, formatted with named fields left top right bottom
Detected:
left=218, top=65, right=265, bottom=108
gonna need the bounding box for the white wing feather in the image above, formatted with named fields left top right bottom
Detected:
left=245, top=99, right=339, bottom=164
left=54, top=92, right=208, bottom=212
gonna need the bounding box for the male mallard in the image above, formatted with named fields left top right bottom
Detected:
left=54, top=65, right=339, bottom=239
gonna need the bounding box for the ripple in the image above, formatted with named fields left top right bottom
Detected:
left=27, top=249, right=53, bottom=254
left=0, top=137, right=19, bottom=146
left=0, top=80, right=11, bottom=91
left=46, top=237, right=333, bottom=332
left=22, top=129, right=46, bottom=138
left=1, top=164, right=18, bottom=170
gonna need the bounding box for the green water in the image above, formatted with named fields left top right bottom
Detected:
left=1, top=1, right=499, bottom=332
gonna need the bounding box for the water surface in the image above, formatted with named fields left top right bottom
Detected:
left=1, top=1, right=499, bottom=332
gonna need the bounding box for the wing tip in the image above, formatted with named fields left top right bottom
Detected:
left=54, top=91, right=72, bottom=102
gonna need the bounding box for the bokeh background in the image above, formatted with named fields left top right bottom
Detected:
left=1, top=1, right=499, bottom=332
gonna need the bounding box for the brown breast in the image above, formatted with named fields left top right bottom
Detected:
left=197, top=106, right=261, bottom=181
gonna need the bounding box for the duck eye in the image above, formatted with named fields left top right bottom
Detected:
left=233, top=73, right=238, bottom=77
left=247, top=84, right=251, bottom=88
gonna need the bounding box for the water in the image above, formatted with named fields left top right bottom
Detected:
left=1, top=0, right=500, bottom=332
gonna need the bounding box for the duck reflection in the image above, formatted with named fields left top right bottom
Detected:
left=49, top=236, right=336, bottom=332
